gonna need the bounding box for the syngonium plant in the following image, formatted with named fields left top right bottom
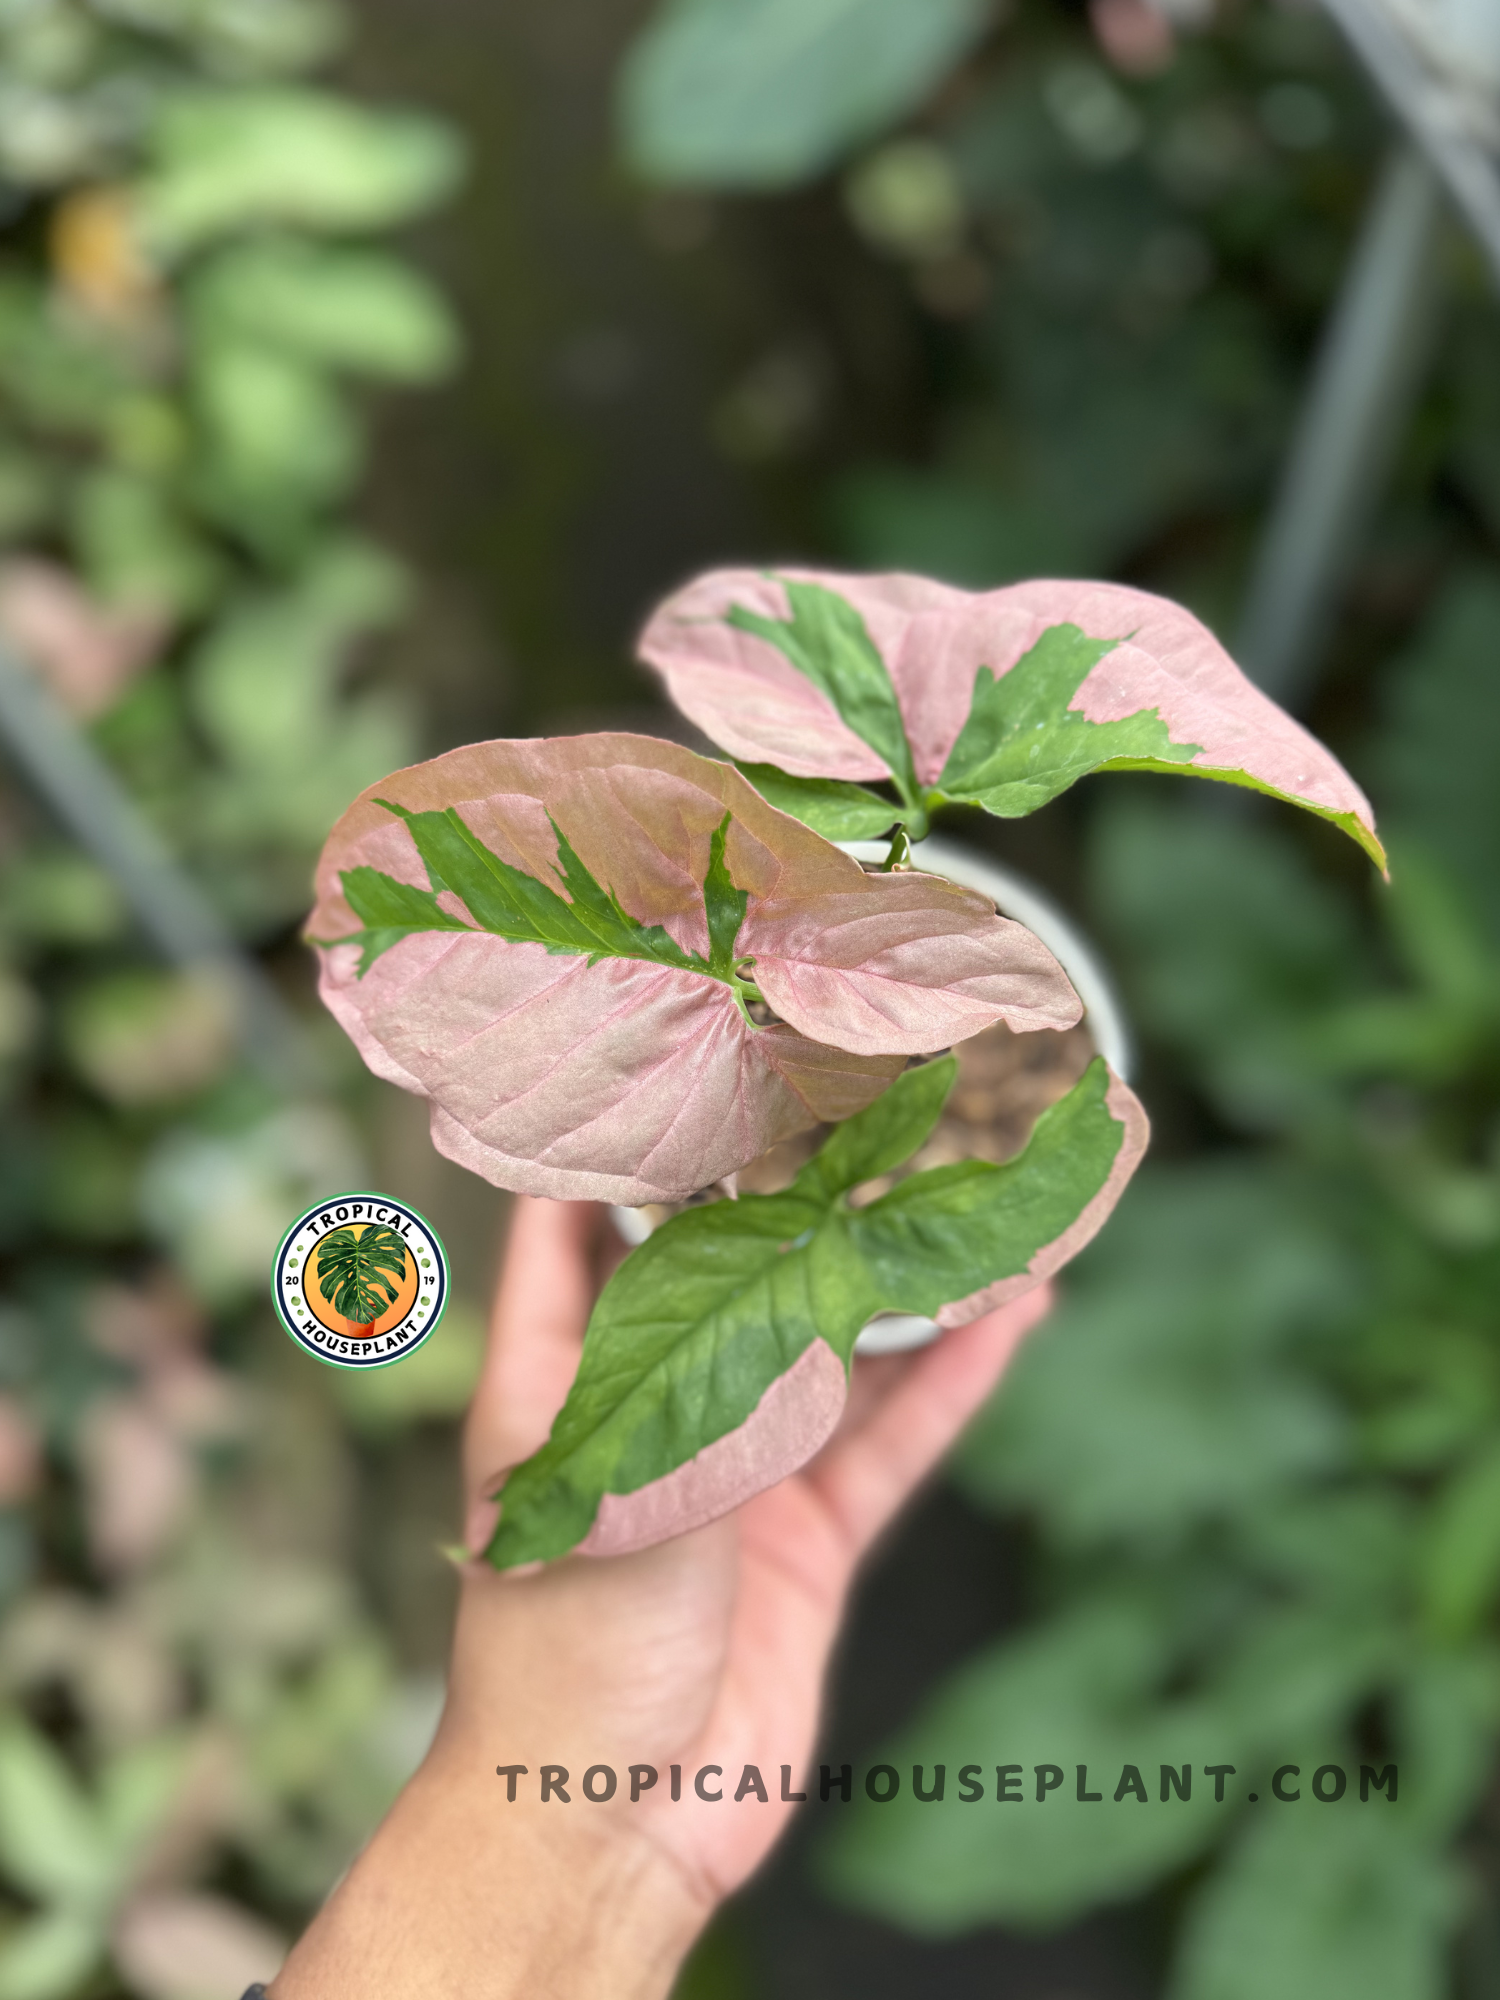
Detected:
left=306, top=568, right=1383, bottom=1570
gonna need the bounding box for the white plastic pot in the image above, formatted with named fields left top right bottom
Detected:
left=611, top=835, right=1131, bottom=1355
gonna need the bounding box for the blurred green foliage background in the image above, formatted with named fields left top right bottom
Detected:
left=0, top=0, right=1497, bottom=1996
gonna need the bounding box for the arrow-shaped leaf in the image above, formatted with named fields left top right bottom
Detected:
left=485, top=1054, right=1147, bottom=1567
left=307, top=733, right=1080, bottom=1202
left=639, top=569, right=1385, bottom=868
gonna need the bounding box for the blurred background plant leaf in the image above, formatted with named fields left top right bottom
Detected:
left=620, top=0, right=996, bottom=189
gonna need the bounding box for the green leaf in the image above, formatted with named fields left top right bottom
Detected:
left=953, top=1164, right=1350, bottom=1549
left=796, top=1053, right=956, bottom=1201
left=846, top=1059, right=1126, bottom=1310
left=736, top=763, right=900, bottom=841
left=73, top=469, right=221, bottom=619
left=486, top=1057, right=1129, bottom=1568
left=189, top=0, right=345, bottom=74
left=0, top=1721, right=114, bottom=1907
left=1393, top=1648, right=1500, bottom=1839
left=825, top=1577, right=1408, bottom=1939
left=1089, top=793, right=1367, bottom=1132
left=190, top=540, right=409, bottom=777
left=0, top=1911, right=106, bottom=2000
left=1420, top=1438, right=1500, bottom=1643
left=1170, top=1811, right=1460, bottom=2000
left=0, top=278, right=136, bottom=432
left=194, top=338, right=360, bottom=516
left=1378, top=849, right=1497, bottom=1018
left=139, top=90, right=464, bottom=256
left=1206, top=1599, right=1401, bottom=1750
left=1368, top=572, right=1500, bottom=946
left=821, top=1596, right=1237, bottom=1930
left=488, top=1185, right=870, bottom=1565
left=728, top=579, right=922, bottom=811
left=189, top=239, right=460, bottom=383
left=341, top=799, right=711, bottom=977
left=619, top=0, right=991, bottom=189
left=95, top=1733, right=194, bottom=1860
left=934, top=623, right=1200, bottom=816
left=315, top=1224, right=410, bottom=1324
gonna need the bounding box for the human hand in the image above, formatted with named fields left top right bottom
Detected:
left=273, top=1196, right=1050, bottom=1999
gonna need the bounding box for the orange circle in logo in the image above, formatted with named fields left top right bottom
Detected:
left=303, top=1222, right=420, bottom=1341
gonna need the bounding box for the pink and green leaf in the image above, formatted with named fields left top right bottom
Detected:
left=733, top=762, right=902, bottom=842
left=638, top=569, right=1385, bottom=868
left=307, top=732, right=1081, bottom=1203
left=485, top=1053, right=1149, bottom=1568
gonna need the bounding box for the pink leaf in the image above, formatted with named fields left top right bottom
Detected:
left=639, top=568, right=1384, bottom=867
left=114, top=1892, right=286, bottom=2000
left=0, top=558, right=164, bottom=720
left=0, top=1395, right=41, bottom=1506
left=748, top=870, right=1075, bottom=1053
left=78, top=1395, right=194, bottom=1572
left=577, top=1337, right=849, bottom=1558
left=308, top=733, right=1080, bottom=1203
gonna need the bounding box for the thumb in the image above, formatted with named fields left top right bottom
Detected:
left=462, top=1196, right=604, bottom=1553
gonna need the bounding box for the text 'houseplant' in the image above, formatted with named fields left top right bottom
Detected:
left=306, top=568, right=1383, bottom=1568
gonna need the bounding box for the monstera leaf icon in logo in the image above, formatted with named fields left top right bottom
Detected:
left=316, top=1223, right=410, bottom=1326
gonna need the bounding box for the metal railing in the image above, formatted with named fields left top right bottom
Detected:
left=1237, top=0, right=1500, bottom=704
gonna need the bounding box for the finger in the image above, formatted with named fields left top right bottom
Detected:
left=463, top=1197, right=602, bottom=1521
left=831, top=1344, right=924, bottom=1436
left=802, top=1284, right=1054, bottom=1566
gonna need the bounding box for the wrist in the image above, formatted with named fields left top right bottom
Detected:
left=271, top=1748, right=707, bottom=1999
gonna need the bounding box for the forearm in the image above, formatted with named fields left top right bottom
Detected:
left=271, top=1753, right=707, bottom=2000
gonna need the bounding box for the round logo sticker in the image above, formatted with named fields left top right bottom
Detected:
left=272, top=1192, right=448, bottom=1369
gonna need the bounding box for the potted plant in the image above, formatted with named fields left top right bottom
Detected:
left=306, top=567, right=1382, bottom=1572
